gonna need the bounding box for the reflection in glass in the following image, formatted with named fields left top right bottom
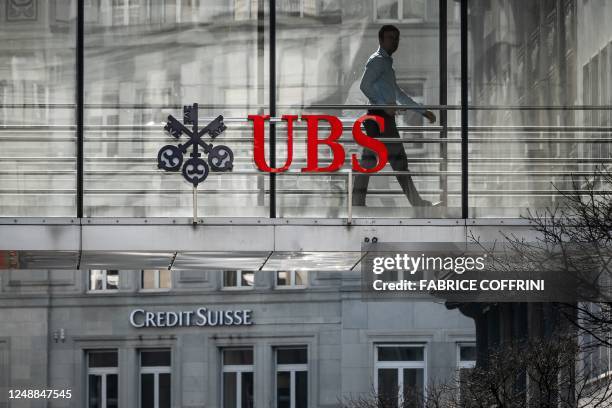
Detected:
left=141, top=373, right=154, bottom=408
left=276, top=372, right=290, bottom=408
left=89, top=351, right=118, bottom=368
left=159, top=373, right=171, bottom=408
left=0, top=0, right=76, bottom=217
left=378, top=346, right=424, bottom=361
left=107, top=374, right=118, bottom=408
left=223, top=372, right=237, bottom=408
left=295, top=371, right=308, bottom=408
left=106, top=271, right=119, bottom=290
left=402, top=368, right=423, bottom=408
left=378, top=368, right=398, bottom=408
left=89, top=375, right=101, bottom=408
left=84, top=0, right=268, bottom=217
left=241, top=372, right=254, bottom=408
left=223, top=349, right=253, bottom=365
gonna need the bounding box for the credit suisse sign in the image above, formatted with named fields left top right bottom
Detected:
left=130, top=308, right=253, bottom=328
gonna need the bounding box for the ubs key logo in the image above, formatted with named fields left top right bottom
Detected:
left=157, top=103, right=234, bottom=186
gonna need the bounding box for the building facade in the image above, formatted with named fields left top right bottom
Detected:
left=0, top=269, right=475, bottom=407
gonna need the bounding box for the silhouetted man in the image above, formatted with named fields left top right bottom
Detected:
left=352, top=24, right=437, bottom=207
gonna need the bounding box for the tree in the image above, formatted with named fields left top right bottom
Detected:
left=339, top=336, right=612, bottom=407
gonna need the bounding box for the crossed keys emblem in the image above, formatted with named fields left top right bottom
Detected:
left=157, top=103, right=234, bottom=186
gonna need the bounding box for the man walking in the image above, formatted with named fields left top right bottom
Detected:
left=352, top=24, right=438, bottom=207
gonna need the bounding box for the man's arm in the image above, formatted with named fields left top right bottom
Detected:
left=359, top=57, right=385, bottom=105
left=395, top=85, right=436, bottom=123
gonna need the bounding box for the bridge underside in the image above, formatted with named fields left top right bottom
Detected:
left=0, top=218, right=535, bottom=270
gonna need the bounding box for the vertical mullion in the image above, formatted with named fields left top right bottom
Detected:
left=102, top=374, right=107, bottom=408
left=460, top=0, right=468, bottom=219
left=269, top=0, right=277, bottom=218
left=154, top=373, right=159, bottom=408
left=290, top=370, right=295, bottom=408
left=236, top=372, right=242, bottom=408
left=439, top=0, right=448, bottom=204
left=76, top=0, right=84, bottom=218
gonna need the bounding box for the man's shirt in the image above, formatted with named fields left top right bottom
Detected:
left=359, top=46, right=425, bottom=114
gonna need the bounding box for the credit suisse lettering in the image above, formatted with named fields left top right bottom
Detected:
left=249, top=114, right=388, bottom=173
left=130, top=308, right=253, bottom=328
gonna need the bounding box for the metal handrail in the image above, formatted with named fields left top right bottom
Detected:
left=2, top=103, right=612, bottom=110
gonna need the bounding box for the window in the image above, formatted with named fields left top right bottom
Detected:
left=142, top=270, right=172, bottom=290
left=276, top=347, right=308, bottom=408
left=457, top=343, right=476, bottom=403
left=375, top=0, right=426, bottom=22
left=582, top=303, right=612, bottom=380
left=89, top=270, right=119, bottom=292
left=87, top=350, right=119, bottom=408
left=222, top=348, right=254, bottom=408
left=276, top=271, right=307, bottom=288
left=223, top=271, right=255, bottom=289
left=375, top=345, right=426, bottom=407
left=140, top=349, right=171, bottom=408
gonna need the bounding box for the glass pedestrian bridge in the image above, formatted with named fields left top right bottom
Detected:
left=0, top=104, right=609, bottom=220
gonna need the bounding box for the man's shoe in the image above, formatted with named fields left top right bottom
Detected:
left=430, top=201, right=444, bottom=207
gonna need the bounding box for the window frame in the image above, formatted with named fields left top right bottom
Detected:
left=88, top=270, right=119, bottom=293
left=275, top=346, right=308, bottom=408
left=141, top=269, right=172, bottom=292
left=374, top=344, right=427, bottom=407
left=87, top=350, right=119, bottom=408
left=456, top=343, right=476, bottom=369
left=222, top=270, right=255, bottom=290
left=275, top=271, right=307, bottom=289
left=139, top=349, right=172, bottom=408
left=221, top=347, right=255, bottom=408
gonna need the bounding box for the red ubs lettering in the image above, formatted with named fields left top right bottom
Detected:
left=249, top=114, right=388, bottom=173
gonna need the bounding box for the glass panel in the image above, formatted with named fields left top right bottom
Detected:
left=467, top=0, right=607, bottom=218
left=159, top=269, right=171, bottom=289
left=277, top=348, right=307, bottom=365
left=89, top=351, right=118, bottom=368
left=402, top=368, right=424, bottom=408
left=141, top=350, right=171, bottom=367
left=276, top=372, right=290, bottom=408
left=140, top=374, right=154, bottom=408
left=90, top=270, right=105, bottom=291
left=240, top=271, right=255, bottom=287
left=459, top=345, right=477, bottom=362
left=378, top=346, right=424, bottom=361
left=294, top=271, right=307, bottom=286
left=106, top=270, right=119, bottom=290
left=223, top=372, right=237, bottom=408
left=241, top=372, right=254, bottom=408
left=84, top=0, right=268, bottom=217
left=0, top=0, right=76, bottom=217
left=224, top=270, right=237, bottom=287
left=142, top=270, right=157, bottom=289
left=295, top=371, right=308, bottom=408
left=377, top=368, right=398, bottom=408
left=159, top=373, right=171, bottom=408
left=223, top=349, right=253, bottom=365
left=277, top=271, right=289, bottom=286
left=107, top=374, right=119, bottom=408
left=276, top=0, right=451, bottom=219
left=88, top=375, right=101, bottom=408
